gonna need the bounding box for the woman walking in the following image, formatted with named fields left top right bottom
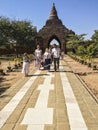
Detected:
left=34, top=45, right=42, bottom=69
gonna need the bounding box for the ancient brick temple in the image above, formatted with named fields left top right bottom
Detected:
left=36, top=3, right=74, bottom=53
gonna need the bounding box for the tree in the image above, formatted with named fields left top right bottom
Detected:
left=0, top=17, right=11, bottom=46
left=0, top=16, right=37, bottom=54
left=10, top=20, right=37, bottom=55
left=66, top=33, right=86, bottom=54
left=10, top=20, right=37, bottom=47
left=91, top=30, right=98, bottom=56
left=91, top=30, right=98, bottom=43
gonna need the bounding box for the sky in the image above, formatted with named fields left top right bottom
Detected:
left=0, top=0, right=98, bottom=40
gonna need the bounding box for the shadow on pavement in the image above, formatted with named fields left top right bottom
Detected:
left=28, top=74, right=50, bottom=77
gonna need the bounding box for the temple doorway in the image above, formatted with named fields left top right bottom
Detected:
left=50, top=39, right=60, bottom=47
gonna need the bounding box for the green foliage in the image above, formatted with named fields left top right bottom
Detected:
left=0, top=17, right=11, bottom=45
left=91, top=30, right=98, bottom=56
left=87, top=44, right=98, bottom=57
left=91, top=30, right=98, bottom=43
left=66, top=33, right=86, bottom=54
left=0, top=16, right=37, bottom=50
left=11, top=20, right=37, bottom=47
left=77, top=45, right=87, bottom=55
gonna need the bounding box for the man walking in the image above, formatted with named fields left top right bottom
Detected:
left=52, top=44, right=61, bottom=71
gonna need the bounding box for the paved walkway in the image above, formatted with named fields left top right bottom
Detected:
left=0, top=59, right=98, bottom=130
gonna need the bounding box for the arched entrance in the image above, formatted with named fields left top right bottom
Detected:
left=49, top=39, right=60, bottom=47
left=48, top=35, right=61, bottom=48
left=36, top=3, right=75, bottom=53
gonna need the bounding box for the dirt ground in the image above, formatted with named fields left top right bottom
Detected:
left=0, top=61, right=22, bottom=95
left=64, top=55, right=98, bottom=99
left=0, top=61, right=35, bottom=96
left=0, top=55, right=98, bottom=100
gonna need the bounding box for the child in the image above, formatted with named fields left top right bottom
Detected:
left=22, top=53, right=30, bottom=77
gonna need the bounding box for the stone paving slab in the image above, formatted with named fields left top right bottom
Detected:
left=0, top=60, right=98, bottom=130
left=62, top=61, right=98, bottom=130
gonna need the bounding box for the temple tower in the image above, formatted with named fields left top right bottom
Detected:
left=36, top=3, right=74, bottom=53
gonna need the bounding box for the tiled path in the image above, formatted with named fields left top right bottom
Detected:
left=0, top=59, right=98, bottom=130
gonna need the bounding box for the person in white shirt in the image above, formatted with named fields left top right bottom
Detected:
left=43, top=47, right=52, bottom=70
left=34, top=45, right=42, bottom=69
left=52, top=44, right=61, bottom=71
left=22, top=52, right=30, bottom=77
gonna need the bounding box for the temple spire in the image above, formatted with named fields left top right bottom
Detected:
left=49, top=3, right=59, bottom=20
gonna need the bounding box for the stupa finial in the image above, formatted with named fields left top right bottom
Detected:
left=49, top=3, right=59, bottom=20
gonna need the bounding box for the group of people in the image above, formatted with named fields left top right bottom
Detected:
left=22, top=43, right=64, bottom=77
